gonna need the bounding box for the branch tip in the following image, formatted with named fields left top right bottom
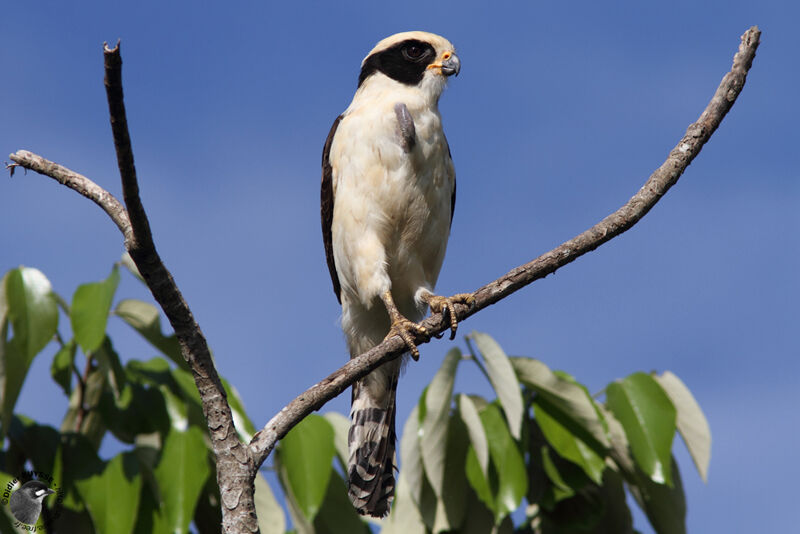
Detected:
left=5, top=161, right=21, bottom=177
left=103, top=40, right=121, bottom=54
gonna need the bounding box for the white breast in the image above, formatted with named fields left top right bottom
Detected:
left=330, top=76, right=455, bottom=314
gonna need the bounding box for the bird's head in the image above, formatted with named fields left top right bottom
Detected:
left=358, top=31, right=460, bottom=99
left=16, top=480, right=55, bottom=502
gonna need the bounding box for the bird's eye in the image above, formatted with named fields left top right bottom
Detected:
left=403, top=45, right=424, bottom=60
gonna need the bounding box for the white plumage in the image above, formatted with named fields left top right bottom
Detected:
left=321, top=31, right=469, bottom=517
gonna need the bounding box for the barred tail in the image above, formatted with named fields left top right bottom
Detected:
left=347, top=363, right=399, bottom=517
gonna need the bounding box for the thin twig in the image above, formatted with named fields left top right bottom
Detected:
left=464, top=335, right=492, bottom=384
left=7, top=151, right=132, bottom=242
left=75, top=354, right=94, bottom=432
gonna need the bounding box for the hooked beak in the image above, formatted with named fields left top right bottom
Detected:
left=427, top=51, right=461, bottom=77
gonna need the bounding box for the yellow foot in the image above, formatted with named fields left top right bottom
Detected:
left=385, top=315, right=428, bottom=361
left=422, top=292, right=476, bottom=340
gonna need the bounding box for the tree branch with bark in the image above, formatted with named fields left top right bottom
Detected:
left=6, top=26, right=760, bottom=534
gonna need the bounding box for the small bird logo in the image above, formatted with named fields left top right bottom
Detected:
left=9, top=480, right=55, bottom=525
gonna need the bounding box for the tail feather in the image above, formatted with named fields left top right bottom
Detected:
left=347, top=365, right=399, bottom=517
left=342, top=295, right=421, bottom=517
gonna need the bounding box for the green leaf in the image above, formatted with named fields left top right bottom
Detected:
left=54, top=432, right=104, bottom=513
left=480, top=403, right=527, bottom=524
left=94, top=336, right=126, bottom=399
left=656, top=371, right=711, bottom=482
left=460, top=485, right=513, bottom=534
left=60, top=360, right=109, bottom=449
left=458, top=394, right=489, bottom=477
left=160, top=384, right=189, bottom=431
left=3, top=267, right=59, bottom=359
left=598, top=404, right=635, bottom=476
left=431, top=414, right=470, bottom=532
left=7, top=416, right=61, bottom=475
left=312, top=470, right=371, bottom=534
left=590, top=469, right=635, bottom=534
left=99, top=383, right=169, bottom=444
left=420, top=347, right=460, bottom=497
left=255, top=472, right=287, bottom=534
left=323, top=411, right=351, bottom=469
left=605, top=372, right=676, bottom=485
left=170, top=368, right=208, bottom=430
left=382, top=465, right=428, bottom=534
left=171, top=367, right=202, bottom=403
left=399, top=404, right=424, bottom=507
left=126, top=357, right=173, bottom=385
left=133, top=481, right=167, bottom=534
left=386, top=405, right=428, bottom=532
left=120, top=252, right=145, bottom=284
left=222, top=377, right=257, bottom=442
left=279, top=460, right=314, bottom=534
left=525, top=419, right=550, bottom=506
left=465, top=446, right=494, bottom=516
left=534, top=397, right=606, bottom=484
left=114, top=299, right=186, bottom=370
left=471, top=332, right=523, bottom=439
left=153, top=427, right=211, bottom=533
left=511, top=357, right=609, bottom=451
left=1, top=267, right=59, bottom=437
left=540, top=445, right=577, bottom=502
left=192, top=471, right=223, bottom=534
left=71, top=267, right=120, bottom=354
left=76, top=451, right=142, bottom=534
left=537, top=466, right=633, bottom=533
left=51, top=339, right=77, bottom=396
left=278, top=414, right=335, bottom=521
left=628, top=457, right=687, bottom=534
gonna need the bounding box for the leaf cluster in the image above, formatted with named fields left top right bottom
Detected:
left=274, top=333, right=710, bottom=534
left=0, top=262, right=272, bottom=533
left=0, top=262, right=711, bottom=534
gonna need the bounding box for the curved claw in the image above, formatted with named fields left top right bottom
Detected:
left=423, top=292, right=476, bottom=340
left=385, top=316, right=428, bottom=361
left=381, top=290, right=429, bottom=360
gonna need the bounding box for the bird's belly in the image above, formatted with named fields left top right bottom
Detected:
left=333, top=164, right=451, bottom=312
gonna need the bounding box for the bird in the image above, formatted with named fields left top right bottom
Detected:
left=9, top=480, right=55, bottom=525
left=320, top=31, right=473, bottom=517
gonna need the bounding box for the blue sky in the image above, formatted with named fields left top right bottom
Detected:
left=2, top=1, right=798, bottom=532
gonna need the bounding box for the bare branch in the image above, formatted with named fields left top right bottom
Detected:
left=7, top=151, right=132, bottom=242
left=101, top=41, right=259, bottom=533
left=11, top=43, right=260, bottom=533
left=249, top=25, right=761, bottom=468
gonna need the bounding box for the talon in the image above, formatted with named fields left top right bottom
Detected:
left=422, top=292, right=474, bottom=340
left=386, top=316, right=427, bottom=360
left=381, top=290, right=428, bottom=360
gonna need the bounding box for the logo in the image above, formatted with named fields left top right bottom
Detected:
left=2, top=471, right=64, bottom=532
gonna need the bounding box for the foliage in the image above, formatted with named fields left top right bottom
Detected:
left=0, top=262, right=266, bottom=533
left=0, top=262, right=710, bottom=533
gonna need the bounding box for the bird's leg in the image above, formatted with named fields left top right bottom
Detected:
left=419, top=291, right=476, bottom=340
left=381, top=290, right=428, bottom=361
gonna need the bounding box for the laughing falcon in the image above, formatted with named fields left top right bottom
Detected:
left=321, top=31, right=472, bottom=517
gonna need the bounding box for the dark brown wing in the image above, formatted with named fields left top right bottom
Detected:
left=321, top=115, right=343, bottom=303
left=447, top=139, right=456, bottom=227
